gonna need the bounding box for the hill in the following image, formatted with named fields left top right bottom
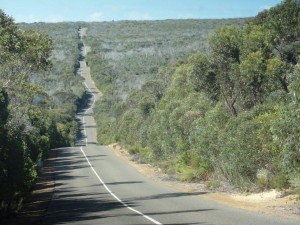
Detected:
left=82, top=1, right=300, bottom=194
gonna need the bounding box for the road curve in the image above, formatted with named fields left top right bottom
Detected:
left=41, top=29, right=299, bottom=225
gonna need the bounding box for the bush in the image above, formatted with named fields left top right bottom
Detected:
left=220, top=112, right=267, bottom=187
left=128, top=144, right=140, bottom=154
left=189, top=102, right=230, bottom=168
left=271, top=174, right=290, bottom=190
left=256, top=168, right=272, bottom=190
left=290, top=175, right=300, bottom=194
left=176, top=151, right=213, bottom=181
left=178, top=167, right=196, bottom=182
left=271, top=102, right=300, bottom=175
left=139, top=146, right=152, bottom=162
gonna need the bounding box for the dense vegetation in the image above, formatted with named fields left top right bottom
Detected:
left=0, top=13, right=84, bottom=216
left=87, top=0, right=300, bottom=192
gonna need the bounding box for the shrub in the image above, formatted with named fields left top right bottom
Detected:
left=271, top=102, right=300, bottom=175
left=178, top=167, right=196, bottom=182
left=256, top=168, right=272, bottom=190
left=128, top=144, right=140, bottom=154
left=176, top=151, right=213, bottom=181
left=189, top=102, right=230, bottom=168
left=271, top=173, right=290, bottom=190
left=220, top=114, right=264, bottom=187
left=139, top=146, right=152, bottom=162
left=290, top=175, right=300, bottom=194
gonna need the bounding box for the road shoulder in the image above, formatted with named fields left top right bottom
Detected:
left=108, top=143, right=300, bottom=221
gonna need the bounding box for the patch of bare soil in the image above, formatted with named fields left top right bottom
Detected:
left=108, top=143, right=300, bottom=221
left=2, top=149, right=56, bottom=225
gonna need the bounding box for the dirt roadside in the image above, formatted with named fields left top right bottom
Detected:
left=3, top=143, right=299, bottom=225
left=109, top=143, right=300, bottom=221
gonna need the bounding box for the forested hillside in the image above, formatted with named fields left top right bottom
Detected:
left=0, top=13, right=84, bottom=216
left=87, top=0, right=300, bottom=192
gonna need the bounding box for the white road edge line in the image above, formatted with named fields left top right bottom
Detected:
left=80, top=82, right=162, bottom=225
left=80, top=147, right=162, bottom=225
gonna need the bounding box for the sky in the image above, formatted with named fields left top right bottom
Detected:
left=1, top=0, right=283, bottom=23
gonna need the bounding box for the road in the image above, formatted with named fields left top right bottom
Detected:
left=42, top=29, right=298, bottom=225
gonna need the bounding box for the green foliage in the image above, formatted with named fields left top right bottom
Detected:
left=216, top=105, right=282, bottom=188
left=241, top=24, right=275, bottom=59
left=176, top=151, right=213, bottom=182
left=208, top=25, right=243, bottom=115
left=250, top=0, right=300, bottom=65
left=189, top=102, right=230, bottom=167
left=83, top=0, right=300, bottom=193
left=128, top=144, right=140, bottom=154
left=187, top=53, right=218, bottom=99
left=222, top=121, right=262, bottom=186
left=290, top=65, right=300, bottom=101
left=271, top=102, right=300, bottom=175
left=265, top=0, right=300, bottom=44
left=139, top=146, right=152, bottom=162
left=0, top=12, right=84, bottom=216
left=271, top=173, right=290, bottom=190
left=290, top=175, right=300, bottom=194
left=209, top=25, right=242, bottom=63
left=138, top=95, right=156, bottom=116
left=239, top=50, right=267, bottom=105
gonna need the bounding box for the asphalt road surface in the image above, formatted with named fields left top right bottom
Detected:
left=41, top=32, right=298, bottom=225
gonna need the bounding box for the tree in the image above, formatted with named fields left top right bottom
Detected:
left=241, top=24, right=275, bottom=59
left=266, top=0, right=300, bottom=45
left=251, top=0, right=300, bottom=65
left=209, top=25, right=242, bottom=64
left=0, top=10, right=53, bottom=89
left=239, top=51, right=267, bottom=107
left=208, top=25, right=243, bottom=116
left=187, top=52, right=219, bottom=100
left=0, top=10, right=80, bottom=216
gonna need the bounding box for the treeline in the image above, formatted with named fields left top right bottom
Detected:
left=91, top=0, right=300, bottom=192
left=0, top=12, right=84, bottom=216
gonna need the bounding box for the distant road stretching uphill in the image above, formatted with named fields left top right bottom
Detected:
left=41, top=28, right=298, bottom=225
